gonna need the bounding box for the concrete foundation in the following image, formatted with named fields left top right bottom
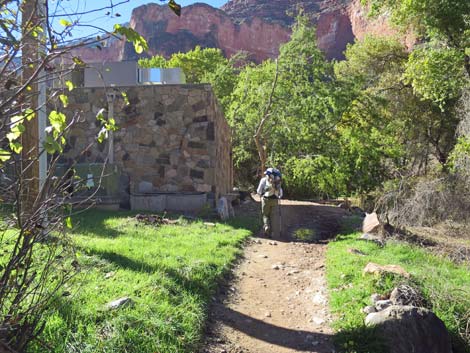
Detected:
left=130, top=192, right=208, bottom=212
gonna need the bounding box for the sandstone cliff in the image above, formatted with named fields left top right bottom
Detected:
left=72, top=0, right=402, bottom=63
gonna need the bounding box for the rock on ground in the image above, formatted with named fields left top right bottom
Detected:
left=365, top=305, right=453, bottom=353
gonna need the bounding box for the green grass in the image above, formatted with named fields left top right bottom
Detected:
left=31, top=210, right=257, bottom=353
left=326, top=231, right=470, bottom=353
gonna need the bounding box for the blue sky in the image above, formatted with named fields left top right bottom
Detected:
left=52, top=0, right=228, bottom=39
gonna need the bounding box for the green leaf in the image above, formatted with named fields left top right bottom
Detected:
left=121, top=91, right=129, bottom=106
left=48, top=111, right=66, bottom=132
left=168, top=0, right=182, bottom=16
left=65, top=80, right=74, bottom=91
left=25, top=109, right=35, bottom=121
left=97, top=127, right=108, bottom=143
left=65, top=217, right=73, bottom=229
left=72, top=57, right=85, bottom=67
left=59, top=94, right=69, bottom=108
left=9, top=141, right=23, bottom=154
left=113, top=24, right=148, bottom=54
left=43, top=135, right=62, bottom=154
left=10, top=115, right=23, bottom=126
left=59, top=19, right=72, bottom=27
left=96, top=108, right=106, bottom=122
left=0, top=149, right=12, bottom=162
left=6, top=132, right=19, bottom=142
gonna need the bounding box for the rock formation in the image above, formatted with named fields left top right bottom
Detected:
left=72, top=0, right=405, bottom=63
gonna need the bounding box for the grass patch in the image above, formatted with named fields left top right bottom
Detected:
left=292, top=228, right=317, bottom=242
left=326, top=232, right=470, bottom=353
left=31, top=210, right=257, bottom=353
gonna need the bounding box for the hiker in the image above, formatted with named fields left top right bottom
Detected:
left=257, top=168, right=283, bottom=238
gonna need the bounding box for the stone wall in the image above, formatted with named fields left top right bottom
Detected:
left=55, top=84, right=232, bottom=206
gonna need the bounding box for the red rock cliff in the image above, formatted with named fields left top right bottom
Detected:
left=125, top=3, right=291, bottom=62
left=72, top=0, right=402, bottom=63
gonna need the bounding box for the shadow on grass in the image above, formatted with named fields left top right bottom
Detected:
left=71, top=210, right=136, bottom=238
left=81, top=246, right=231, bottom=302
left=332, top=325, right=388, bottom=353
left=73, top=209, right=259, bottom=240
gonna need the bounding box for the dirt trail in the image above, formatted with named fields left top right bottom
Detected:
left=202, top=200, right=349, bottom=353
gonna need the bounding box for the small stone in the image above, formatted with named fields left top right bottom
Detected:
left=347, top=248, right=366, bottom=256
left=265, top=312, right=271, bottom=317
left=312, top=293, right=327, bottom=305
left=371, top=293, right=382, bottom=304
left=272, top=264, right=280, bottom=270
left=259, top=254, right=268, bottom=258
left=375, top=299, right=392, bottom=311
left=268, top=241, right=278, bottom=245
left=363, top=262, right=411, bottom=278
left=104, top=271, right=115, bottom=279
left=363, top=305, right=377, bottom=314
left=312, top=317, right=325, bottom=325
left=106, top=297, right=133, bottom=310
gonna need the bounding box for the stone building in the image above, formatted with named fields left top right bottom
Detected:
left=56, top=83, right=232, bottom=211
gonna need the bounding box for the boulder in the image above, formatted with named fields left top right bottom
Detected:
left=365, top=305, right=453, bottom=353
left=390, top=285, right=424, bottom=307
left=363, top=262, right=411, bottom=279
left=362, top=212, right=381, bottom=233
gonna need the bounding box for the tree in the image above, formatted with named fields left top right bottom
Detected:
left=335, top=35, right=460, bottom=175
left=228, top=14, right=344, bottom=192
left=0, top=1, right=178, bottom=351
left=365, top=0, right=470, bottom=75
left=139, top=46, right=246, bottom=112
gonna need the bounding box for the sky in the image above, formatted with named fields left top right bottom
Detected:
left=51, top=0, right=228, bottom=39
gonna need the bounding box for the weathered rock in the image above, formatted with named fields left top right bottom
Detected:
left=363, top=305, right=377, bottom=314
left=371, top=293, right=387, bottom=304
left=363, top=262, right=411, bottom=279
left=362, top=212, right=381, bottom=234
left=365, top=305, right=452, bottom=353
left=359, top=232, right=384, bottom=245
left=347, top=248, right=366, bottom=256
left=106, top=297, right=134, bottom=310
left=390, top=285, right=424, bottom=307
left=375, top=299, right=392, bottom=311
left=71, top=0, right=407, bottom=64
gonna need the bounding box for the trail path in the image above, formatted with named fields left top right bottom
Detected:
left=203, top=200, right=349, bottom=353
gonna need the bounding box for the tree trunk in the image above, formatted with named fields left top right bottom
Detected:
left=253, top=59, right=279, bottom=176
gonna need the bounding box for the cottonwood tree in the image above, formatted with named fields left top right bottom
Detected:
left=139, top=46, right=247, bottom=113
left=228, top=14, right=345, bottom=195
left=0, top=1, right=179, bottom=351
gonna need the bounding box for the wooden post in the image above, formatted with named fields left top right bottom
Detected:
left=20, top=0, right=40, bottom=216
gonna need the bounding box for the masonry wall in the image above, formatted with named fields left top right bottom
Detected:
left=56, top=84, right=232, bottom=204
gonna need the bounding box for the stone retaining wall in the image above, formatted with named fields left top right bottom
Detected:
left=54, top=84, right=232, bottom=206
